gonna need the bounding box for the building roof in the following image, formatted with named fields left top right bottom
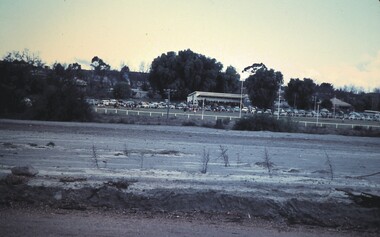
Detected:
left=188, top=91, right=248, bottom=99
left=330, top=97, right=352, bottom=107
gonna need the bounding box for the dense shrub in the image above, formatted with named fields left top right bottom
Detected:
left=182, top=121, right=197, bottom=126
left=233, top=114, right=298, bottom=132
left=214, top=119, right=225, bottom=129
left=0, top=59, right=93, bottom=122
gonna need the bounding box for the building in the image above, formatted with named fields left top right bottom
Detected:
left=330, top=97, right=352, bottom=111
left=187, top=91, right=249, bottom=105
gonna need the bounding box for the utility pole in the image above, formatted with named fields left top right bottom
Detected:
left=201, top=98, right=205, bottom=120
left=164, top=89, right=173, bottom=120
left=333, top=96, right=336, bottom=118
left=316, top=100, right=321, bottom=126
left=239, top=80, right=244, bottom=118
left=277, top=85, right=281, bottom=120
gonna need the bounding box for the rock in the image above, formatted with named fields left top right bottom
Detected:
left=11, top=165, right=39, bottom=177
left=5, top=174, right=28, bottom=185
left=54, top=191, right=62, bottom=200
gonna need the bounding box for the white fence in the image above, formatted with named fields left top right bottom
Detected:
left=94, top=107, right=380, bottom=129
left=298, top=121, right=380, bottom=129
left=94, top=107, right=238, bottom=121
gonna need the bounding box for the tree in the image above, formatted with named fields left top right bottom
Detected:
left=148, top=49, right=239, bottom=100
left=216, top=66, right=240, bottom=93
left=113, top=82, right=131, bottom=99
left=88, top=56, right=111, bottom=97
left=0, top=61, right=32, bottom=114
left=244, top=64, right=283, bottom=109
left=3, top=49, right=44, bottom=68
left=284, top=78, right=316, bottom=110
left=120, top=65, right=130, bottom=82
left=320, top=98, right=333, bottom=110
left=316, top=82, right=334, bottom=100
left=67, top=62, right=83, bottom=78
left=30, top=67, right=92, bottom=121
left=91, top=56, right=110, bottom=76
left=1, top=52, right=92, bottom=121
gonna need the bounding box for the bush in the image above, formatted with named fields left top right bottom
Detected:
left=182, top=121, right=197, bottom=126
left=233, top=114, right=298, bottom=132
left=214, top=119, right=225, bottom=129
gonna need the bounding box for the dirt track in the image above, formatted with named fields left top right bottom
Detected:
left=0, top=119, right=379, bottom=235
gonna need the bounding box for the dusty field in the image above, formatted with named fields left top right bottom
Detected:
left=0, top=119, right=379, bottom=234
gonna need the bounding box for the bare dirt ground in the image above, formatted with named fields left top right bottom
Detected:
left=0, top=119, right=379, bottom=236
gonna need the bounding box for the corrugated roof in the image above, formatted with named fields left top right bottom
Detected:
left=330, top=97, right=352, bottom=107
left=189, top=91, right=248, bottom=99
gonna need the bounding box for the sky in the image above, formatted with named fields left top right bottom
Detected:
left=0, top=0, right=379, bottom=90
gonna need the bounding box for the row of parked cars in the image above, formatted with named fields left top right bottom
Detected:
left=347, top=112, right=380, bottom=121
left=87, top=99, right=380, bottom=121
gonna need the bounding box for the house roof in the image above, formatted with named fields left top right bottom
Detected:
left=330, top=97, right=352, bottom=107
left=188, top=91, right=248, bottom=99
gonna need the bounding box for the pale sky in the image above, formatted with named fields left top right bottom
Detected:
left=1, top=0, right=379, bottom=90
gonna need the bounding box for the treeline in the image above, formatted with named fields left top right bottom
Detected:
left=283, top=78, right=379, bottom=111
left=0, top=50, right=138, bottom=121
left=1, top=49, right=379, bottom=122
left=0, top=51, right=92, bottom=121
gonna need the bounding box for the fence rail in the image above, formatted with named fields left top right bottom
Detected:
left=298, top=121, right=380, bottom=129
left=94, top=107, right=239, bottom=121
left=94, top=107, right=380, bottom=129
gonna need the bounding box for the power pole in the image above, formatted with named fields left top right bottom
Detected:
left=164, top=89, right=175, bottom=120
left=239, top=80, right=244, bottom=118
left=277, top=85, right=281, bottom=120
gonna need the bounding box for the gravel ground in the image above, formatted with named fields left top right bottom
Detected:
left=0, top=119, right=379, bottom=235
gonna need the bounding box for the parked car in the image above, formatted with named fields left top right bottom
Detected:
left=101, top=99, right=110, bottom=106
left=109, top=99, right=117, bottom=106
left=148, top=102, right=157, bottom=108
left=298, top=110, right=306, bottom=117
left=138, top=102, right=149, bottom=108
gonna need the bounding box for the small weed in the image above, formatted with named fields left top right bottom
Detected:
left=255, top=148, right=274, bottom=177
left=139, top=152, right=145, bottom=169
left=92, top=144, right=99, bottom=169
left=236, top=152, right=241, bottom=167
left=324, top=150, right=334, bottom=180
left=218, top=145, right=230, bottom=167
left=123, top=144, right=130, bottom=157
left=201, top=147, right=210, bottom=174
left=264, top=148, right=272, bottom=177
